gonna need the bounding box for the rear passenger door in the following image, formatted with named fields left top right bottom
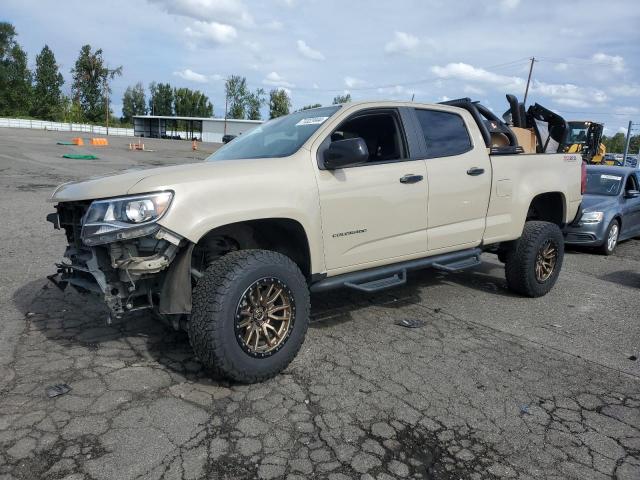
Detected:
left=411, top=108, right=492, bottom=252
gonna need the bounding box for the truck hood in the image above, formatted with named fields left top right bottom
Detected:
left=50, top=161, right=224, bottom=202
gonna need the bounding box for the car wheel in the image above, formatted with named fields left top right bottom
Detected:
left=600, top=219, right=619, bottom=255
left=189, top=249, right=310, bottom=383
left=504, top=221, right=564, bottom=297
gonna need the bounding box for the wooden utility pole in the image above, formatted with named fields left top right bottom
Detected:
left=523, top=57, right=536, bottom=106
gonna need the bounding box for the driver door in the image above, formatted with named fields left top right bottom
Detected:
left=622, top=173, right=640, bottom=237
left=314, top=108, right=428, bottom=272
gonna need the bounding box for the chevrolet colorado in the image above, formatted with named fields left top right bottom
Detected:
left=47, top=98, right=583, bottom=382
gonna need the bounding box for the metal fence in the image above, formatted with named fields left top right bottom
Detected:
left=0, top=117, right=134, bottom=136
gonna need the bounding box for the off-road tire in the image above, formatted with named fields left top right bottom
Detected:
left=599, top=219, right=619, bottom=256
left=189, top=249, right=310, bottom=383
left=504, top=221, right=564, bottom=297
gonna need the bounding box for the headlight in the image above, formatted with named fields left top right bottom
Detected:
left=81, top=191, right=173, bottom=245
left=580, top=211, right=604, bottom=224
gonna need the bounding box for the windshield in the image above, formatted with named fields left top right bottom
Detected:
left=585, top=172, right=623, bottom=196
left=208, top=106, right=341, bottom=161
left=567, top=124, right=589, bottom=144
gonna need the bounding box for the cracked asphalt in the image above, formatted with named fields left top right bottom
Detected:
left=1, top=128, right=639, bottom=480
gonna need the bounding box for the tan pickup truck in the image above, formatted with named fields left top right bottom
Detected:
left=48, top=98, right=583, bottom=382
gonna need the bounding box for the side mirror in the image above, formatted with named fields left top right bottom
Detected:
left=625, top=189, right=640, bottom=198
left=323, top=138, right=369, bottom=169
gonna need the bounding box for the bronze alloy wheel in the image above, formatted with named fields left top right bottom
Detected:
left=234, top=277, right=295, bottom=358
left=535, top=240, right=558, bottom=282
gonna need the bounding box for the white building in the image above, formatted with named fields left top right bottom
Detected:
left=133, top=115, right=262, bottom=143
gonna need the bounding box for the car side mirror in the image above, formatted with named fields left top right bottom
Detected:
left=625, top=189, right=640, bottom=198
left=323, top=138, right=369, bottom=169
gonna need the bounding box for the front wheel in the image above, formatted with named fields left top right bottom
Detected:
left=599, top=219, right=619, bottom=255
left=189, top=250, right=310, bottom=383
left=504, top=221, right=564, bottom=297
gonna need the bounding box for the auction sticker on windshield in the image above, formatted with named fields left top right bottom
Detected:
left=602, top=175, right=622, bottom=181
left=296, top=116, right=329, bottom=126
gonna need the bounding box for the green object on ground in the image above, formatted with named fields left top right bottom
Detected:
left=62, top=154, right=99, bottom=160
left=56, top=141, right=76, bottom=145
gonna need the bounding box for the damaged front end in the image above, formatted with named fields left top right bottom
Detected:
left=47, top=192, right=193, bottom=323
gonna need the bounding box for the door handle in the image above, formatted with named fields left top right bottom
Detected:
left=400, top=174, right=424, bottom=184
left=466, top=167, right=485, bottom=176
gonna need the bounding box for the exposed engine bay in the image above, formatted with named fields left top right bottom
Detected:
left=48, top=200, right=190, bottom=323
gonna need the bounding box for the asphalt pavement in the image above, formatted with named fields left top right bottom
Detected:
left=0, top=128, right=638, bottom=480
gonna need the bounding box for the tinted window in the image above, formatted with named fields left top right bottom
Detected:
left=208, top=106, right=341, bottom=160
left=414, top=109, right=472, bottom=158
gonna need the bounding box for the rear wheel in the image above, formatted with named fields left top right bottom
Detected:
left=189, top=250, right=310, bottom=383
left=504, top=221, right=564, bottom=297
left=599, top=219, right=619, bottom=255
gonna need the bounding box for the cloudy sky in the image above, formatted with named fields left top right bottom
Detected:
left=5, top=0, right=640, bottom=133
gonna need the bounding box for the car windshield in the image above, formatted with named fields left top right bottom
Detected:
left=207, top=106, right=341, bottom=161
left=567, top=125, right=589, bottom=144
left=585, top=172, right=623, bottom=196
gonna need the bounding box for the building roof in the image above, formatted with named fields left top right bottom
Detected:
left=133, top=115, right=262, bottom=124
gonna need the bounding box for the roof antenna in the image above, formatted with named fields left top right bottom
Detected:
left=411, top=94, right=415, bottom=102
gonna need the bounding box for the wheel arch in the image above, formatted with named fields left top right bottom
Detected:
left=526, top=192, right=567, bottom=227
left=195, top=218, right=313, bottom=280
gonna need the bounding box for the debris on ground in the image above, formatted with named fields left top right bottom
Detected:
left=396, top=319, right=426, bottom=328
left=62, top=154, right=99, bottom=160
left=45, top=384, right=72, bottom=398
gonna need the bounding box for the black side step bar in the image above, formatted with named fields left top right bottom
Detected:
left=310, top=248, right=482, bottom=293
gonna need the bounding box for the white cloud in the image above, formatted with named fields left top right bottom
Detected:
left=265, top=20, right=283, bottom=30
left=431, top=63, right=524, bottom=91
left=431, top=62, right=608, bottom=108
left=591, top=52, right=625, bottom=72
left=554, top=63, right=568, bottom=72
left=263, top=71, right=295, bottom=88
left=173, top=68, right=208, bottom=83
left=439, top=96, right=451, bottom=102
left=500, top=0, right=520, bottom=9
left=384, top=31, right=419, bottom=54
left=297, top=40, right=325, bottom=61
left=463, top=84, right=485, bottom=95
left=185, top=21, right=237, bottom=44
left=149, top=0, right=253, bottom=27
left=610, top=84, right=640, bottom=97
left=345, top=76, right=366, bottom=88
left=615, top=106, right=639, bottom=115
left=532, top=80, right=607, bottom=106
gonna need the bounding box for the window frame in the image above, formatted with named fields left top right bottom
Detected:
left=412, top=108, right=474, bottom=159
left=317, top=107, right=415, bottom=170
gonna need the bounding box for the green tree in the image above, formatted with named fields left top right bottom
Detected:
left=0, top=23, right=32, bottom=116
left=269, top=88, right=291, bottom=119
left=31, top=45, right=64, bottom=120
left=173, top=87, right=213, bottom=117
left=602, top=133, right=626, bottom=153
left=121, top=82, right=147, bottom=123
left=148, top=81, right=174, bottom=116
left=332, top=93, right=351, bottom=104
left=246, top=88, right=265, bottom=120
left=225, top=75, right=248, bottom=119
left=70, top=45, right=122, bottom=123
left=300, top=103, right=322, bottom=110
